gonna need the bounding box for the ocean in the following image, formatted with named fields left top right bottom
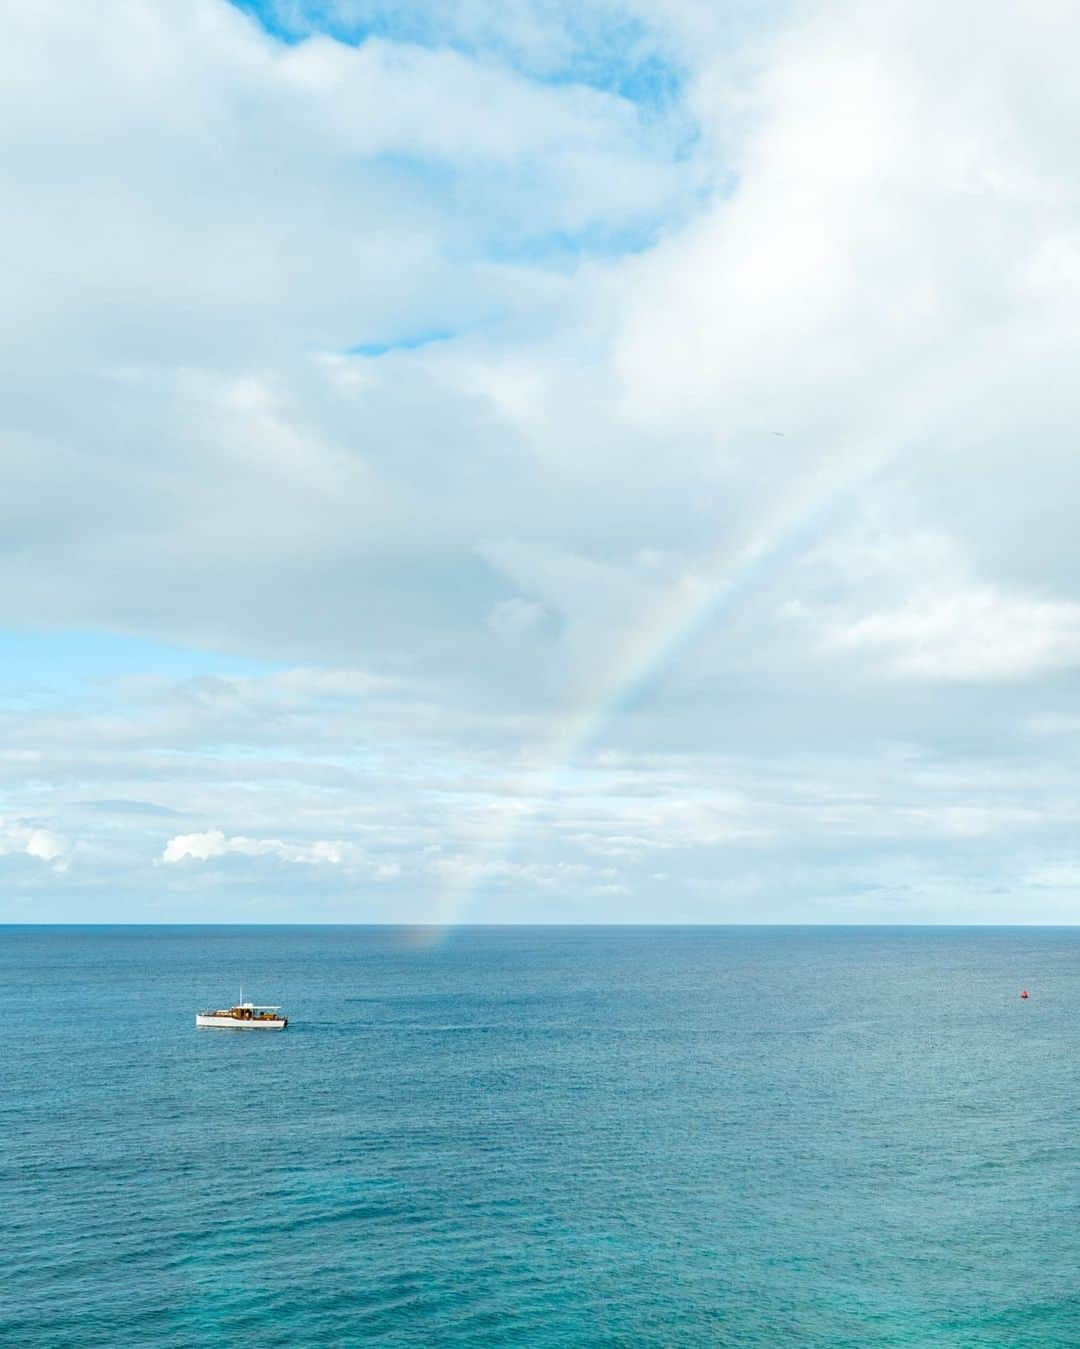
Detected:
left=3, top=925, right=1078, bottom=1346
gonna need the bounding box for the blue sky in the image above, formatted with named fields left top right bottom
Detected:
left=3, top=0, right=1080, bottom=923
left=0, top=631, right=275, bottom=694
left=231, top=0, right=691, bottom=106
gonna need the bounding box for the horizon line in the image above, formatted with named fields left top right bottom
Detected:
left=2, top=921, right=1078, bottom=930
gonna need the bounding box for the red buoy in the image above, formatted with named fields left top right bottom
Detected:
left=1020, top=989, right=1029, bottom=999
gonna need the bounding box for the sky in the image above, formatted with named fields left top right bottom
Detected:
left=3, top=0, right=1080, bottom=923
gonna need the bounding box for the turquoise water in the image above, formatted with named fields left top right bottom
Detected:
left=4, top=925, right=1079, bottom=1346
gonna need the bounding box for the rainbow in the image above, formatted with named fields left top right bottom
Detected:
left=418, top=437, right=890, bottom=937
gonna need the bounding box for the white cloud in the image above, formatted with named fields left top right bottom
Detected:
left=161, top=829, right=367, bottom=866
left=0, top=820, right=68, bottom=868
left=162, top=831, right=230, bottom=864
left=783, top=520, right=1080, bottom=682
left=6, top=0, right=1080, bottom=920
left=827, top=586, right=1080, bottom=681
left=24, top=829, right=66, bottom=863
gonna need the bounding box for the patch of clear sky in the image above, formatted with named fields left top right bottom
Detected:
left=0, top=630, right=277, bottom=703
left=229, top=0, right=686, bottom=112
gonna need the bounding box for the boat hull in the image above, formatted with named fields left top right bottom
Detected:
left=195, top=1014, right=287, bottom=1030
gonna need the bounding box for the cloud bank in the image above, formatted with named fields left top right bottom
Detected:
left=3, top=0, right=1080, bottom=921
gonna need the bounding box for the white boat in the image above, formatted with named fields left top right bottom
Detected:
left=195, top=997, right=287, bottom=1030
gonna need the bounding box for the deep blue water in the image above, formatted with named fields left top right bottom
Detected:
left=3, top=926, right=1079, bottom=1347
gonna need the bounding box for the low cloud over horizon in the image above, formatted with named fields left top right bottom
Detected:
left=4, top=0, right=1080, bottom=922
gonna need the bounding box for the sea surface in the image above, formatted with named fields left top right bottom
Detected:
left=3, top=925, right=1079, bottom=1347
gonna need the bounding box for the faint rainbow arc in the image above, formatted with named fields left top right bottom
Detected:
left=421, top=441, right=888, bottom=935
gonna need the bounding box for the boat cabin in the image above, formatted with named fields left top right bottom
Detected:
left=202, top=1002, right=283, bottom=1021
left=195, top=995, right=288, bottom=1029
